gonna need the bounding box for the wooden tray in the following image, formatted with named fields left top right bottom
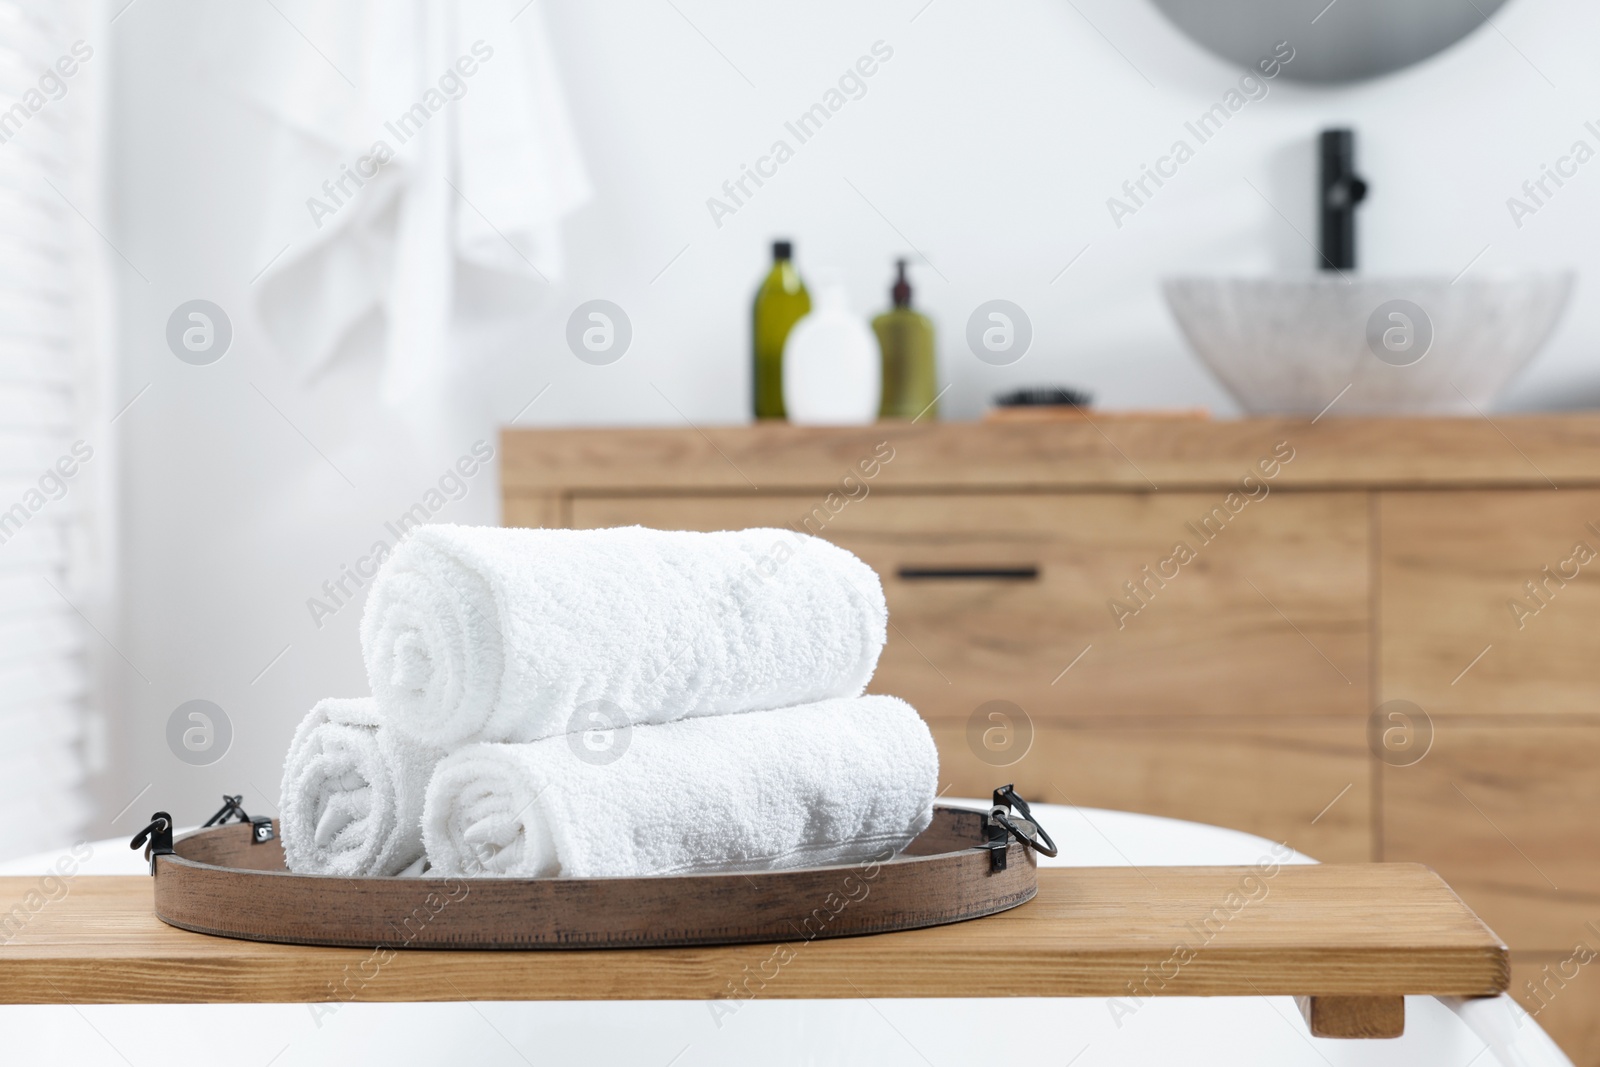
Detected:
left=148, top=805, right=1036, bottom=950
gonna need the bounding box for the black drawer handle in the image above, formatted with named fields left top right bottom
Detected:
left=896, top=566, right=1040, bottom=581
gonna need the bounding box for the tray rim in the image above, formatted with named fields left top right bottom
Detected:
left=164, top=802, right=997, bottom=882
left=149, top=804, right=1040, bottom=950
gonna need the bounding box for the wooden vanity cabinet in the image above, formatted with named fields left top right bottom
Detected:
left=504, top=416, right=1600, bottom=1062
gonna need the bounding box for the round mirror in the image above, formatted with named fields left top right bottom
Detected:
left=1148, top=0, right=1510, bottom=84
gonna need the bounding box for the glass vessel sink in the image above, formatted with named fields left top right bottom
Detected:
left=1163, top=274, right=1574, bottom=416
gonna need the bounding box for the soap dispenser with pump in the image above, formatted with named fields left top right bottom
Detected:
left=873, top=259, right=938, bottom=420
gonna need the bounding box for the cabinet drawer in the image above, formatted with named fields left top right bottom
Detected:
left=570, top=491, right=1370, bottom=721
left=1380, top=490, right=1600, bottom=715
left=1383, top=721, right=1600, bottom=951
left=928, top=718, right=1371, bottom=862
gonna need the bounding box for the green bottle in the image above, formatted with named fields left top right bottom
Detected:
left=873, top=259, right=938, bottom=420
left=752, top=240, right=810, bottom=420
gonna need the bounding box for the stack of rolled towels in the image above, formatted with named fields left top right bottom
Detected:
left=279, top=524, right=939, bottom=879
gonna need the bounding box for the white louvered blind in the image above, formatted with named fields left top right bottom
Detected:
left=0, top=0, right=103, bottom=858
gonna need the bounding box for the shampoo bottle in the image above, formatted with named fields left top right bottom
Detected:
left=751, top=240, right=810, bottom=420
left=873, top=259, right=938, bottom=420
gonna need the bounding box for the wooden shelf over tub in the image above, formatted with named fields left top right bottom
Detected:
left=0, top=862, right=1506, bottom=1039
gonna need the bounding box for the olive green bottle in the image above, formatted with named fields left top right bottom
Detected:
left=752, top=240, right=810, bottom=420
left=873, top=259, right=938, bottom=420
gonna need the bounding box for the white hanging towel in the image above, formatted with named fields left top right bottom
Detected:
left=213, top=0, right=589, bottom=411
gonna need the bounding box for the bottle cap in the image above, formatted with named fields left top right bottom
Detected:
left=772, top=240, right=793, bottom=261
left=891, top=259, right=912, bottom=308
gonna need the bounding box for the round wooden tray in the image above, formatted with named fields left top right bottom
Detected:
left=150, top=805, right=1038, bottom=949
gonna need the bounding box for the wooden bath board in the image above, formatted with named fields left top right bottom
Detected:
left=0, top=792, right=1509, bottom=1040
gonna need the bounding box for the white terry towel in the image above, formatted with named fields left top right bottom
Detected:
left=361, top=524, right=888, bottom=748
left=204, top=0, right=589, bottom=421
left=279, top=698, right=446, bottom=876
left=421, top=695, right=938, bottom=878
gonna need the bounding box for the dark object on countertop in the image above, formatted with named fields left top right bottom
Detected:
left=985, top=389, right=1210, bottom=422
left=994, top=386, right=1093, bottom=408
left=1319, top=128, right=1367, bottom=272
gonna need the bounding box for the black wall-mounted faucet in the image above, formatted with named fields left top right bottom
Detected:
left=1318, top=129, right=1368, bottom=272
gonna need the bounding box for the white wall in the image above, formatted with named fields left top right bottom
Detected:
left=96, top=0, right=1600, bottom=832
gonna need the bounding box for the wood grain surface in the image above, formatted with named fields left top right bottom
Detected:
left=1381, top=721, right=1600, bottom=952
left=1296, top=994, right=1406, bottom=1038
left=0, top=864, right=1506, bottom=1006
left=926, top=719, right=1372, bottom=864
left=1378, top=489, right=1600, bottom=717
left=501, top=415, right=1600, bottom=496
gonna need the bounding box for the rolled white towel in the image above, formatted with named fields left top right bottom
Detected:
left=361, top=524, right=887, bottom=747
left=421, top=695, right=938, bottom=878
left=279, top=698, right=446, bottom=876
